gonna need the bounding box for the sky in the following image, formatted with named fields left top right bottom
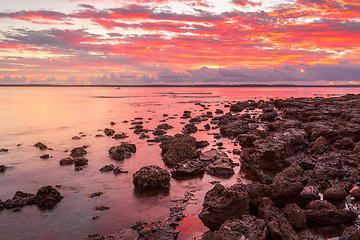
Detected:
left=0, top=0, right=360, bottom=85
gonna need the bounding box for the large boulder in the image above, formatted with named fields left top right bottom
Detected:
left=162, top=142, right=198, bottom=167
left=258, top=198, right=298, bottom=240
left=133, top=165, right=170, bottom=191
left=202, top=215, right=267, bottom=240
left=199, top=184, right=249, bottom=231
left=171, top=159, right=205, bottom=179
left=33, top=186, right=63, bottom=209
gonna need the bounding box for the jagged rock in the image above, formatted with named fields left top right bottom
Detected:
left=283, top=203, right=306, bottom=230
left=305, top=200, right=357, bottom=226
left=219, top=121, right=249, bottom=139
left=323, top=186, right=346, bottom=202
left=339, top=226, right=360, bottom=240
left=112, top=133, right=127, bottom=139
left=34, top=142, right=48, bottom=150
left=206, top=157, right=235, bottom=177
left=74, top=158, right=88, bottom=167
left=133, top=165, right=170, bottom=190
left=258, top=198, right=298, bottom=240
left=104, top=128, right=115, bottom=136
left=199, top=184, right=249, bottom=231
left=3, top=191, right=35, bottom=209
left=33, top=186, right=63, bottom=209
left=200, top=149, right=229, bottom=165
left=93, top=205, right=110, bottom=211
left=162, top=142, right=198, bottom=167
left=153, top=129, right=167, bottom=136
left=237, top=134, right=257, bottom=148
left=83, top=234, right=115, bottom=240
left=99, top=164, right=115, bottom=172
left=171, top=159, right=205, bottom=179
left=132, top=221, right=179, bottom=240
left=108, top=143, right=136, bottom=161
left=311, top=136, right=329, bottom=154
left=90, top=192, right=103, bottom=198
left=182, top=123, right=198, bottom=134
left=202, top=215, right=267, bottom=240
left=70, top=147, right=87, bottom=157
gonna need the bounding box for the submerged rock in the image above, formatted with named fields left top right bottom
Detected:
left=34, top=142, right=48, bottom=150
left=93, top=205, right=110, bottom=211
left=133, top=165, right=170, bottom=191
left=99, top=164, right=115, bottom=172
left=70, top=147, right=87, bottom=157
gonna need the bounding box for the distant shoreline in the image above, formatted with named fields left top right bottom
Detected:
left=1, top=84, right=360, bottom=88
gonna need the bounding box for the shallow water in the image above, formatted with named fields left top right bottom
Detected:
left=1, top=86, right=360, bottom=240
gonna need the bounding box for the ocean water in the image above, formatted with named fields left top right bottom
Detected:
left=1, top=86, right=360, bottom=240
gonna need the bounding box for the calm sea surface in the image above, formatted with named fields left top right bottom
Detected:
left=1, top=87, right=360, bottom=240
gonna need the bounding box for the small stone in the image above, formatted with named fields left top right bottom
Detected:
left=0, top=148, right=9, bottom=152
left=99, top=164, right=115, bottom=172
left=93, top=205, right=110, bottom=211
left=40, top=154, right=50, bottom=159
left=113, top=167, right=128, bottom=175
left=110, top=121, right=116, bottom=125
left=70, top=147, right=87, bottom=157
left=72, top=136, right=81, bottom=140
left=104, top=128, right=115, bottom=136
left=34, top=142, right=48, bottom=150
left=90, top=192, right=103, bottom=198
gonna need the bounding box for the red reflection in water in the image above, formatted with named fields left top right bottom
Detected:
left=177, top=215, right=208, bottom=239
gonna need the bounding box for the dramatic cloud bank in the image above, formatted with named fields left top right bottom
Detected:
left=0, top=0, right=359, bottom=84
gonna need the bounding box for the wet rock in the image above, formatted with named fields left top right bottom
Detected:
left=196, top=140, right=210, bottom=149
left=339, top=226, right=360, bottom=240
left=59, top=157, right=75, bottom=165
left=83, top=234, right=114, bottom=240
left=261, top=111, right=277, bottom=122
left=108, top=143, right=136, bottom=161
left=204, top=123, right=211, bottom=130
left=90, top=192, right=103, bottom=198
left=283, top=203, right=306, bottom=230
left=181, top=110, right=192, bottom=119
left=199, top=149, right=229, bottom=165
left=93, top=205, right=110, bottom=211
left=182, top=123, right=198, bottom=134
left=206, top=157, right=235, bottom=177
left=133, top=165, right=170, bottom=190
left=113, top=167, right=128, bottom=175
left=132, top=221, right=179, bottom=240
left=104, top=128, right=115, bottom=136
left=74, top=158, right=88, bottom=167
left=162, top=142, right=198, bottom=167
left=95, top=134, right=104, bottom=137
left=3, top=191, right=34, bottom=209
left=72, top=136, right=81, bottom=140
left=323, top=186, right=346, bottom=202
left=0, top=148, right=9, bottom=152
left=34, top=142, right=48, bottom=150
left=311, top=136, right=329, bottom=154
left=70, top=147, right=87, bottom=157
left=203, top=216, right=267, bottom=240
left=33, top=186, right=63, bottom=209
left=153, top=129, right=167, bottom=136
left=40, top=154, right=50, bottom=159
left=199, top=184, right=249, bottom=231
left=219, top=121, right=249, bottom=139
left=258, top=198, right=298, bottom=240
left=236, top=134, right=257, bottom=148
left=305, top=200, right=357, bottom=226
left=112, top=133, right=127, bottom=139
left=171, top=159, right=205, bottom=179
left=110, top=121, right=116, bottom=125
left=99, top=164, right=114, bottom=172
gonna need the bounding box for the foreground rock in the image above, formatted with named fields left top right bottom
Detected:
left=133, top=165, right=170, bottom=191
left=3, top=186, right=62, bottom=210
left=258, top=198, right=298, bottom=240
left=202, top=216, right=267, bottom=240
left=108, top=142, right=136, bottom=161
left=199, top=184, right=249, bottom=231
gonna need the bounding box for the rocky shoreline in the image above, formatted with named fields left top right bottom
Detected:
left=2, top=93, right=360, bottom=239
